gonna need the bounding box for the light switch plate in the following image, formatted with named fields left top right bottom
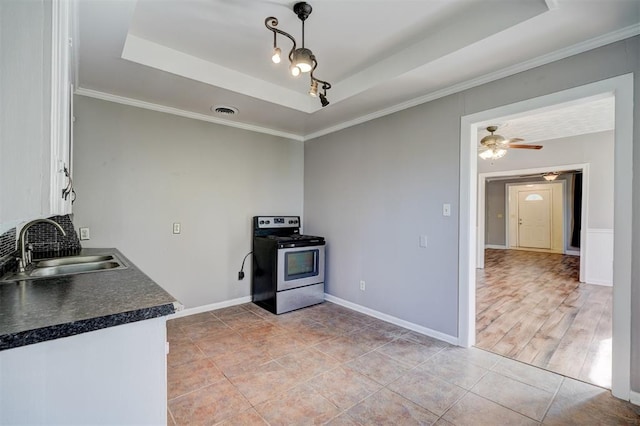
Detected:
left=173, top=223, right=181, bottom=234
left=419, top=235, right=427, bottom=248
left=443, top=203, right=451, bottom=216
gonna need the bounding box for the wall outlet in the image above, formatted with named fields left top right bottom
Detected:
left=419, top=235, right=427, bottom=248
left=79, top=227, right=90, bottom=240
left=172, top=223, right=181, bottom=234
left=359, top=280, right=366, bottom=291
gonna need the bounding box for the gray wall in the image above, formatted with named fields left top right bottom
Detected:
left=72, top=96, right=303, bottom=308
left=304, top=36, right=640, bottom=390
left=485, top=179, right=509, bottom=246
left=305, top=97, right=461, bottom=335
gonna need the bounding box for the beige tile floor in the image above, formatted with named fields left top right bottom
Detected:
left=166, top=302, right=640, bottom=425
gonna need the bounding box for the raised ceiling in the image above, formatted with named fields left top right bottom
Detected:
left=76, top=0, right=639, bottom=140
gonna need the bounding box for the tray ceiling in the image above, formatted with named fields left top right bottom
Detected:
left=76, top=0, right=639, bottom=140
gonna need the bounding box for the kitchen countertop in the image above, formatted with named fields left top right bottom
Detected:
left=0, top=248, right=178, bottom=351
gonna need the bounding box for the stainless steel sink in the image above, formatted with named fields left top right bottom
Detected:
left=30, top=261, right=122, bottom=277
left=0, top=253, right=127, bottom=282
left=35, top=255, right=115, bottom=267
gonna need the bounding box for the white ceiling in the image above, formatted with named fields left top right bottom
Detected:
left=476, top=95, right=615, bottom=145
left=76, top=0, right=639, bottom=140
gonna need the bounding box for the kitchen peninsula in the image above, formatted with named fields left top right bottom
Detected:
left=0, top=248, right=178, bottom=425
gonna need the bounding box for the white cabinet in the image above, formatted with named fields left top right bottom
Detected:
left=0, top=318, right=169, bottom=425
left=0, top=0, right=73, bottom=233
left=49, top=0, right=74, bottom=217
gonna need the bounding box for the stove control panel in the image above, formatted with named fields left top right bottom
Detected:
left=255, top=216, right=300, bottom=229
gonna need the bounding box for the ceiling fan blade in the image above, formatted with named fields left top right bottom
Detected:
left=509, top=144, right=543, bottom=150
left=506, top=138, right=524, bottom=143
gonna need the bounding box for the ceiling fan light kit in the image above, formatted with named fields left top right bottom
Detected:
left=479, top=147, right=507, bottom=160
left=265, top=2, right=332, bottom=107
left=478, top=125, right=543, bottom=160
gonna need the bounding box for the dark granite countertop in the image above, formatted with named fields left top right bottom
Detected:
left=0, top=248, right=178, bottom=351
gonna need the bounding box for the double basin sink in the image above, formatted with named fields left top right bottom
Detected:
left=1, top=253, right=127, bottom=282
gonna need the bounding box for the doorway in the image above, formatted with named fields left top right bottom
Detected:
left=458, top=74, right=633, bottom=401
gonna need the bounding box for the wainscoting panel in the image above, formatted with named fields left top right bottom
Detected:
left=585, top=228, right=613, bottom=286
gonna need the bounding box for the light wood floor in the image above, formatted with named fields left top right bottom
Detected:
left=476, top=249, right=612, bottom=389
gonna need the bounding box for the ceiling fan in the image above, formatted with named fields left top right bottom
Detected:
left=478, top=125, right=543, bottom=160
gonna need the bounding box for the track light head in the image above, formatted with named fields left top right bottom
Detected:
left=292, top=48, right=313, bottom=73
left=319, top=93, right=329, bottom=107
left=309, top=80, right=318, bottom=97
left=271, top=47, right=281, bottom=64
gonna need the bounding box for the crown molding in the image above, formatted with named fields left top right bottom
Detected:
left=76, top=24, right=638, bottom=143
left=304, top=23, right=640, bottom=141
left=74, top=88, right=304, bottom=141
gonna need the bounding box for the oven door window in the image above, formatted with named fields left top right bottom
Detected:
left=284, top=249, right=318, bottom=281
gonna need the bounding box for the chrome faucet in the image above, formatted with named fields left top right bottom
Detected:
left=17, top=219, right=67, bottom=272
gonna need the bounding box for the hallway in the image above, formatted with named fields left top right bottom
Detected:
left=476, top=249, right=611, bottom=388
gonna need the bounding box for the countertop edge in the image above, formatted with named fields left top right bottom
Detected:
left=0, top=303, right=175, bottom=351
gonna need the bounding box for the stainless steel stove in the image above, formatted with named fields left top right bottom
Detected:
left=252, top=216, right=325, bottom=314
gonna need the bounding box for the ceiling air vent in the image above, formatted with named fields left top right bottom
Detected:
left=211, top=105, right=239, bottom=116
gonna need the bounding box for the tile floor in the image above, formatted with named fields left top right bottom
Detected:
left=166, top=302, right=639, bottom=425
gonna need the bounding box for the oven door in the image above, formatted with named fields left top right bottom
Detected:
left=276, top=245, right=325, bottom=291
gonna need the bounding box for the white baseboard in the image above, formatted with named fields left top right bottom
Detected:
left=630, top=390, right=640, bottom=406
left=510, top=247, right=564, bottom=254
left=168, top=296, right=252, bottom=319
left=584, top=279, right=613, bottom=287
left=168, top=293, right=459, bottom=347
left=324, top=294, right=459, bottom=346
left=485, top=244, right=507, bottom=249
left=565, top=250, right=580, bottom=256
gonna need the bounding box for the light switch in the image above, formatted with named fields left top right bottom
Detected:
left=443, top=203, right=451, bottom=216
left=419, top=235, right=428, bottom=248
left=173, top=223, right=181, bottom=234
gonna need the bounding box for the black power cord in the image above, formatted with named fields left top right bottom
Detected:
left=238, top=251, right=252, bottom=280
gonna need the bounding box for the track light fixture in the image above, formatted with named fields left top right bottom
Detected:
left=265, top=2, right=332, bottom=107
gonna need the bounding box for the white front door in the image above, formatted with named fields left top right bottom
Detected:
left=518, top=189, right=551, bottom=249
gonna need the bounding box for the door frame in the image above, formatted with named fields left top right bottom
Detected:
left=458, top=74, right=633, bottom=400
left=478, top=164, right=587, bottom=282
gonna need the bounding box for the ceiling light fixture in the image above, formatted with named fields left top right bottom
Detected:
left=543, top=172, right=560, bottom=181
left=478, top=147, right=507, bottom=160
left=265, top=2, right=332, bottom=107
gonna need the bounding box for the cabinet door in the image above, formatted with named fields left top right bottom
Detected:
left=0, top=0, right=52, bottom=230
left=0, top=0, right=72, bottom=233
left=49, top=0, right=73, bottom=216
